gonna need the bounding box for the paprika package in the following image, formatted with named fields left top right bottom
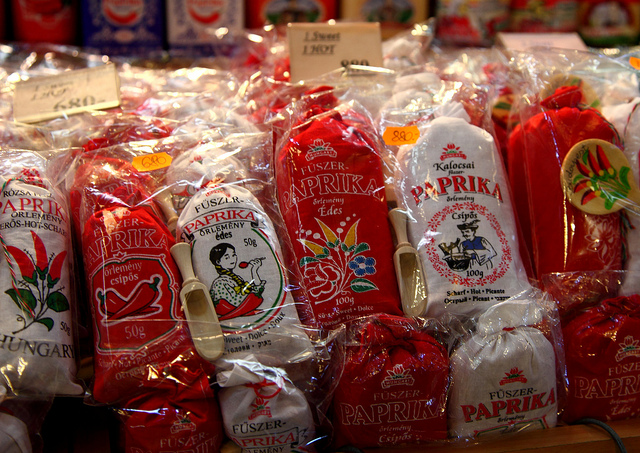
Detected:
left=507, top=78, right=624, bottom=300
left=275, top=101, right=402, bottom=328
left=71, top=144, right=207, bottom=404
left=217, top=361, right=317, bottom=453
left=117, top=367, right=224, bottom=453
left=0, top=150, right=82, bottom=396
left=331, top=314, right=450, bottom=448
left=449, top=297, right=560, bottom=438
left=562, top=295, right=640, bottom=422
left=168, top=131, right=313, bottom=369
left=396, top=110, right=532, bottom=319
left=176, top=182, right=314, bottom=369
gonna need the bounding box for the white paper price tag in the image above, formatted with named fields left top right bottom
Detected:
left=13, top=64, right=121, bottom=123
left=287, top=22, right=383, bottom=83
left=496, top=32, right=588, bottom=52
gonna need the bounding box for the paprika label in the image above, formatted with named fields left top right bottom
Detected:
left=82, top=205, right=196, bottom=404
left=176, top=184, right=313, bottom=369
left=276, top=108, right=402, bottom=328
left=0, top=169, right=82, bottom=396
left=449, top=301, right=558, bottom=437
left=398, top=116, right=531, bottom=318
left=332, top=315, right=449, bottom=448
left=217, top=363, right=316, bottom=453
left=563, top=295, right=640, bottom=422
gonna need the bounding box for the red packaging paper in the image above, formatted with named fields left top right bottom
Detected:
left=332, top=314, right=449, bottom=448
left=275, top=107, right=402, bottom=328
left=563, top=294, right=640, bottom=422
left=82, top=205, right=201, bottom=404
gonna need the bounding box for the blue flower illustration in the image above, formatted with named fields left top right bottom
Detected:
left=348, top=256, right=376, bottom=277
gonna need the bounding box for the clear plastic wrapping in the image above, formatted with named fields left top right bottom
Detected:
left=171, top=131, right=315, bottom=370
left=274, top=96, right=403, bottom=328
left=392, top=86, right=532, bottom=320
left=0, top=149, right=83, bottom=397
left=448, top=291, right=566, bottom=439
left=331, top=314, right=450, bottom=449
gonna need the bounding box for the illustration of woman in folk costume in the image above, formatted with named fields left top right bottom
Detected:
left=209, top=243, right=265, bottom=320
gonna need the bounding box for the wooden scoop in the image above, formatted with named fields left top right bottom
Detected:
left=156, top=188, right=179, bottom=235
left=170, top=242, right=224, bottom=361
left=389, top=208, right=428, bottom=317
left=561, top=139, right=640, bottom=216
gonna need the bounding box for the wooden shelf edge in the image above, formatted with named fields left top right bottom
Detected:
left=362, top=419, right=640, bottom=452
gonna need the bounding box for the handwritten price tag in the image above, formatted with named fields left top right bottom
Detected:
left=287, top=22, right=383, bottom=83
left=13, top=64, right=121, bottom=123
left=383, top=126, right=420, bottom=146
left=132, top=152, right=173, bottom=172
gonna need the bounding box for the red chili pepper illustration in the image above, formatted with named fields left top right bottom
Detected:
left=596, top=144, right=613, bottom=175
left=6, top=245, right=36, bottom=282
left=581, top=190, right=598, bottom=205
left=587, top=150, right=603, bottom=176
left=98, top=276, right=162, bottom=322
left=48, top=251, right=67, bottom=282
left=576, top=160, right=593, bottom=178
left=31, top=231, right=48, bottom=274
left=573, top=179, right=591, bottom=193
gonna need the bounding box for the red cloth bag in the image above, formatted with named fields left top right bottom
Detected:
left=118, top=369, right=223, bottom=453
left=332, top=314, right=449, bottom=448
left=562, top=294, right=640, bottom=422
left=275, top=107, right=402, bottom=328
left=82, top=205, right=204, bottom=404
left=507, top=97, right=624, bottom=298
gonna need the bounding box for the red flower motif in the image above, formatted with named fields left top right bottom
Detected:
left=304, top=262, right=341, bottom=299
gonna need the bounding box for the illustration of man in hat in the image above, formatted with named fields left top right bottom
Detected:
left=458, top=219, right=497, bottom=270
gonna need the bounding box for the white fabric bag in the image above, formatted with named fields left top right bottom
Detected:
left=0, top=168, right=82, bottom=396
left=397, top=115, right=532, bottom=319
left=217, top=361, right=316, bottom=453
left=448, top=299, right=558, bottom=438
left=176, top=183, right=313, bottom=370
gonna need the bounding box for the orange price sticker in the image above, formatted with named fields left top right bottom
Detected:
left=630, top=56, right=640, bottom=71
left=132, top=152, right=173, bottom=172
left=383, top=126, right=420, bottom=146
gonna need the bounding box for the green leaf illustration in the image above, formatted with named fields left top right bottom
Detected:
left=620, top=166, right=631, bottom=190
left=352, top=243, right=370, bottom=256
left=572, top=174, right=586, bottom=185
left=36, top=318, right=54, bottom=331
left=5, top=288, right=37, bottom=316
left=350, top=278, right=378, bottom=293
left=24, top=271, right=38, bottom=285
left=300, top=256, right=319, bottom=267
left=47, top=274, right=60, bottom=289
left=46, top=291, right=70, bottom=313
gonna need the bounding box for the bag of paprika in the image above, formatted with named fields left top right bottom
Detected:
left=275, top=102, right=402, bottom=329
left=0, top=151, right=82, bottom=396
left=562, top=294, right=640, bottom=423
left=331, top=314, right=450, bottom=448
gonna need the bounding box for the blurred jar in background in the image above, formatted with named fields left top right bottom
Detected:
left=12, top=0, right=78, bottom=44
left=577, top=0, right=640, bottom=46
left=510, top=0, right=579, bottom=32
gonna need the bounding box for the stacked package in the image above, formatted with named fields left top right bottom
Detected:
left=0, top=22, right=640, bottom=453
